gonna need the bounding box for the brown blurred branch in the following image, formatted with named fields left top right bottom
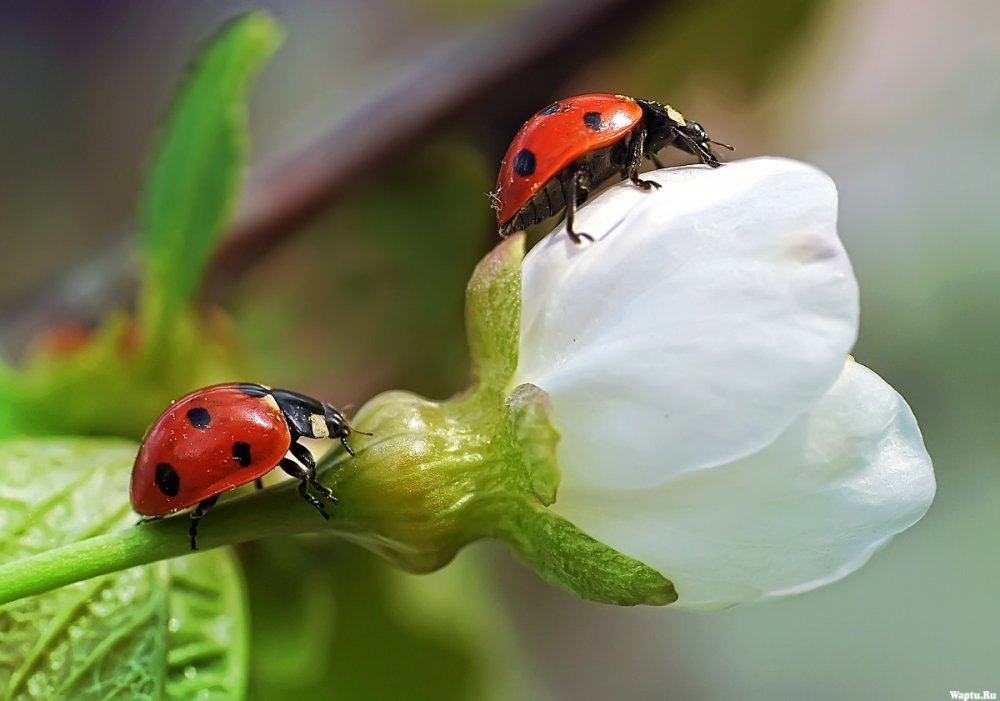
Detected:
left=0, top=0, right=671, bottom=357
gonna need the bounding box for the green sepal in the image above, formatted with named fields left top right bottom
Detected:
left=465, top=234, right=524, bottom=391
left=311, top=378, right=675, bottom=605
left=499, top=502, right=678, bottom=606
left=506, top=382, right=559, bottom=505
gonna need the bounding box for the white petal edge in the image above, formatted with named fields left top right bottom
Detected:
left=548, top=360, right=936, bottom=610
left=514, top=158, right=860, bottom=489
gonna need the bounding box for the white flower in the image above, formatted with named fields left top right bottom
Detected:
left=512, top=157, right=935, bottom=610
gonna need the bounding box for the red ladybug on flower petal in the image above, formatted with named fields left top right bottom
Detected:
left=131, top=383, right=365, bottom=550
left=492, top=93, right=732, bottom=243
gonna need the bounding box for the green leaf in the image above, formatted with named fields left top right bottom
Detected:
left=138, top=12, right=283, bottom=344
left=0, top=439, right=249, bottom=700
left=165, top=552, right=248, bottom=700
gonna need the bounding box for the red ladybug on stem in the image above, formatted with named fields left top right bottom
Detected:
left=492, top=93, right=733, bottom=243
left=131, top=383, right=366, bottom=550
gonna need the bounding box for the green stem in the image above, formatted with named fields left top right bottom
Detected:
left=0, top=483, right=322, bottom=605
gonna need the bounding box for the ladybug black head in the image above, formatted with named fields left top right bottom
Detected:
left=322, top=402, right=350, bottom=439
left=637, top=100, right=732, bottom=168
left=679, top=120, right=708, bottom=145
left=676, top=120, right=721, bottom=166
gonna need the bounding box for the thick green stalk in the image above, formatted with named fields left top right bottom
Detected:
left=0, top=484, right=312, bottom=605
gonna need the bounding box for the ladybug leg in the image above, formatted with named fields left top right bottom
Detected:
left=338, top=419, right=372, bottom=457
left=562, top=168, right=595, bottom=244
left=136, top=515, right=163, bottom=526
left=288, top=440, right=338, bottom=505
left=340, top=433, right=356, bottom=457
left=626, top=129, right=661, bottom=191
left=674, top=131, right=721, bottom=167
left=343, top=438, right=355, bottom=456
left=254, top=478, right=264, bottom=490
left=280, top=457, right=333, bottom=520
left=189, top=494, right=220, bottom=551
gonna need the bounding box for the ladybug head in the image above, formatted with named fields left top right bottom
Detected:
left=321, top=402, right=350, bottom=439
left=675, top=120, right=725, bottom=166
left=638, top=100, right=733, bottom=168
left=322, top=402, right=373, bottom=458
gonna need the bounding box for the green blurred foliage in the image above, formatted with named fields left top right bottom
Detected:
left=234, top=140, right=493, bottom=402
left=417, top=0, right=527, bottom=23
left=244, top=538, right=538, bottom=701
left=244, top=540, right=477, bottom=701
left=0, top=310, right=249, bottom=441
left=617, top=0, right=827, bottom=98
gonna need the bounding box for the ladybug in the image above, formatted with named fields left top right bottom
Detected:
left=131, top=383, right=365, bottom=550
left=492, top=93, right=733, bottom=243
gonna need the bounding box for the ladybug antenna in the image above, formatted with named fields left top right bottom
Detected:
left=710, top=138, right=735, bottom=151
left=322, top=402, right=373, bottom=439
left=351, top=427, right=374, bottom=437
left=336, top=402, right=373, bottom=436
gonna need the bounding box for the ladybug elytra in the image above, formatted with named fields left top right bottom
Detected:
left=131, top=383, right=364, bottom=550
left=492, top=93, right=733, bottom=243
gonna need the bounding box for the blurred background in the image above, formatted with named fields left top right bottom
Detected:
left=1, top=0, right=997, bottom=698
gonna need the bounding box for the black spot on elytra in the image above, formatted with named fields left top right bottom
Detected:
left=236, top=383, right=269, bottom=398
left=583, top=111, right=603, bottom=131
left=186, top=407, right=212, bottom=430
left=539, top=102, right=561, bottom=115
left=513, top=149, right=536, bottom=177
left=155, top=462, right=180, bottom=497
left=232, top=441, right=252, bottom=467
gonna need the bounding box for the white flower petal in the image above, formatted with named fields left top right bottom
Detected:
left=515, top=157, right=859, bottom=489
left=550, top=360, right=936, bottom=610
